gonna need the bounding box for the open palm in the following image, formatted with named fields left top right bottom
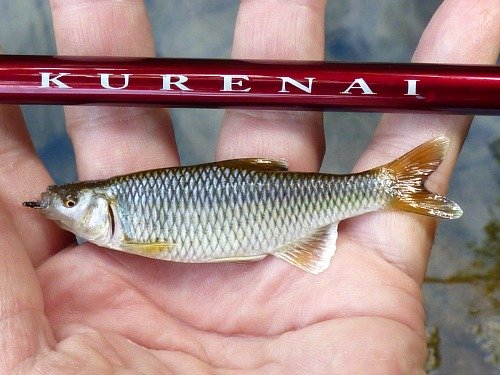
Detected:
left=2, top=1, right=498, bottom=373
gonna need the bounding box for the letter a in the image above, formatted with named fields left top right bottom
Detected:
left=340, top=78, right=376, bottom=95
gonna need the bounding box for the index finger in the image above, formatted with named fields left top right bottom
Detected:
left=49, top=0, right=179, bottom=180
left=217, top=0, right=327, bottom=171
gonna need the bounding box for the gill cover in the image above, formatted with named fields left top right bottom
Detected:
left=40, top=187, right=114, bottom=245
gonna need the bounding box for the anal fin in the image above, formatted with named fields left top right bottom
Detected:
left=272, top=224, right=338, bottom=274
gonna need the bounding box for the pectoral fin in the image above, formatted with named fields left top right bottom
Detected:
left=123, top=240, right=177, bottom=256
left=272, top=224, right=338, bottom=274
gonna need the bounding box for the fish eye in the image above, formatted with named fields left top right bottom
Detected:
left=63, top=195, right=78, bottom=208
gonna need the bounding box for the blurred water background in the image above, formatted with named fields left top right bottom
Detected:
left=0, top=1, right=498, bottom=373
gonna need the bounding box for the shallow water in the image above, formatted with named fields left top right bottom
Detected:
left=1, top=1, right=498, bottom=373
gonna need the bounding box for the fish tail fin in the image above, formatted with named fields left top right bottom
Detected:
left=383, top=136, right=462, bottom=219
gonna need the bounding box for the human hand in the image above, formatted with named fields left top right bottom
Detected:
left=1, top=0, right=499, bottom=373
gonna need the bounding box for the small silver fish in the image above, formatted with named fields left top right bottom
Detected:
left=24, top=137, right=462, bottom=274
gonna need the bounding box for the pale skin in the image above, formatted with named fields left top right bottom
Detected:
left=1, top=0, right=499, bottom=373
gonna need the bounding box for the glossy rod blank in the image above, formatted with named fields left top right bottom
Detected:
left=0, top=55, right=498, bottom=114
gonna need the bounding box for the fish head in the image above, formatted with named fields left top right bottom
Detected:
left=24, top=184, right=114, bottom=244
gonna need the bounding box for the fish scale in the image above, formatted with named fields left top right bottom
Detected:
left=106, top=166, right=387, bottom=262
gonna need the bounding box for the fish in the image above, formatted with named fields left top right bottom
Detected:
left=23, top=137, right=462, bottom=274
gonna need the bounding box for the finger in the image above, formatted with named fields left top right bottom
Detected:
left=342, top=0, right=500, bottom=283
left=0, top=104, right=74, bottom=265
left=49, top=0, right=179, bottom=180
left=217, top=0, right=327, bottom=171
left=0, top=211, right=55, bottom=371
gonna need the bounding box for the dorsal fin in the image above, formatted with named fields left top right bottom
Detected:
left=272, top=223, right=338, bottom=274
left=209, top=158, right=289, bottom=172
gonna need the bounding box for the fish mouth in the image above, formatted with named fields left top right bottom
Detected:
left=22, top=192, right=49, bottom=209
